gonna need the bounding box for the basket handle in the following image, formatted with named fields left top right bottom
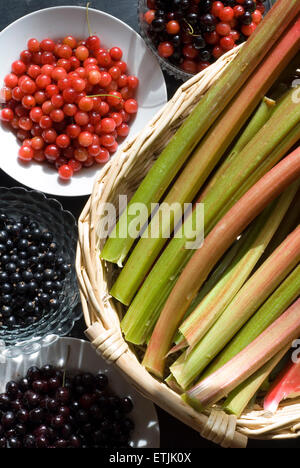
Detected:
left=86, top=322, right=248, bottom=449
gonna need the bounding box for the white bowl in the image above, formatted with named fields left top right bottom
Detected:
left=0, top=337, right=160, bottom=448
left=0, top=6, right=167, bottom=197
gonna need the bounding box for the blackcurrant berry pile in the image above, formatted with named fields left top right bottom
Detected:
left=0, top=214, right=71, bottom=328
left=143, top=0, right=266, bottom=74
left=0, top=365, right=134, bottom=448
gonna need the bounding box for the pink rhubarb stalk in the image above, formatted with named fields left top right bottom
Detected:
left=143, top=147, right=300, bottom=378
left=184, top=298, right=300, bottom=411
left=264, top=358, right=300, bottom=413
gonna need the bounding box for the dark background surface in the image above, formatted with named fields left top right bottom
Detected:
left=0, top=0, right=297, bottom=449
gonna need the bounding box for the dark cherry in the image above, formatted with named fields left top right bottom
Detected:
left=26, top=366, right=41, bottom=383
left=8, top=436, right=22, bottom=448
left=121, top=397, right=134, bottom=414
left=58, top=406, right=70, bottom=418
left=0, top=394, right=10, bottom=411
left=0, top=437, right=7, bottom=448
left=56, top=387, right=70, bottom=404
left=55, top=439, right=68, bottom=449
left=35, top=435, right=49, bottom=448
left=1, top=412, right=15, bottom=428
left=5, top=381, right=19, bottom=397
left=51, top=414, right=65, bottom=429
left=29, top=408, right=44, bottom=425
left=69, top=435, right=81, bottom=448
left=23, top=391, right=41, bottom=408
left=23, top=434, right=36, bottom=448
left=95, top=373, right=108, bottom=391
left=16, top=408, right=29, bottom=423
left=79, top=394, right=93, bottom=410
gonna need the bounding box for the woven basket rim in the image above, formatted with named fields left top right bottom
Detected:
left=76, top=47, right=300, bottom=448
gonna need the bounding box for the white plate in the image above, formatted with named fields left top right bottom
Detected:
left=0, top=337, right=160, bottom=448
left=0, top=6, right=167, bottom=197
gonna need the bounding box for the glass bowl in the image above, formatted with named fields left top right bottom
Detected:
left=138, top=0, right=275, bottom=82
left=0, top=187, right=81, bottom=355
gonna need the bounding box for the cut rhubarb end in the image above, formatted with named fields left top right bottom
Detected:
left=263, top=360, right=300, bottom=413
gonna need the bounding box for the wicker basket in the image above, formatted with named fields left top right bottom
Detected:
left=76, top=47, right=300, bottom=448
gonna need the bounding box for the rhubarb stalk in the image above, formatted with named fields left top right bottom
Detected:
left=223, top=348, right=289, bottom=417
left=110, top=96, right=276, bottom=306
left=142, top=150, right=300, bottom=378
left=205, top=263, right=300, bottom=377
left=176, top=183, right=299, bottom=351
left=101, top=2, right=300, bottom=266
left=199, top=97, right=276, bottom=202
left=170, top=225, right=300, bottom=390
left=258, top=187, right=300, bottom=267
left=263, top=356, right=300, bottom=414
left=122, top=85, right=300, bottom=346
left=183, top=299, right=300, bottom=411
left=111, top=20, right=300, bottom=306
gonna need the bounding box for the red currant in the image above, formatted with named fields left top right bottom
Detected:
left=4, top=73, right=19, bottom=88
left=158, top=42, right=174, bottom=58
left=0, top=108, right=14, bottom=122
left=18, top=145, right=34, bottom=161
left=28, top=38, right=40, bottom=53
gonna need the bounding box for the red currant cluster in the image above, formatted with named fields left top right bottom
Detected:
left=0, top=36, right=139, bottom=180
left=143, top=0, right=265, bottom=75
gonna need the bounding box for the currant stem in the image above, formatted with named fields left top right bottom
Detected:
left=86, top=2, right=92, bottom=37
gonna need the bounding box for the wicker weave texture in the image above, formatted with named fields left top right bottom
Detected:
left=77, top=46, right=300, bottom=448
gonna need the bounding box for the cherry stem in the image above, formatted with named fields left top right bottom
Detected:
left=183, top=19, right=202, bottom=38
left=86, top=2, right=92, bottom=37
left=88, top=94, right=122, bottom=99
left=184, top=19, right=195, bottom=35
left=62, top=345, right=71, bottom=387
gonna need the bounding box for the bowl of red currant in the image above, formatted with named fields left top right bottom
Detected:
left=0, top=337, right=160, bottom=449
left=0, top=187, right=80, bottom=354
left=0, top=6, right=167, bottom=197
left=138, top=0, right=273, bottom=81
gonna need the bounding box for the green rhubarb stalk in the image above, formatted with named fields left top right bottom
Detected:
left=223, top=347, right=289, bottom=417
left=258, top=187, right=300, bottom=267
left=170, top=223, right=300, bottom=390
left=230, top=97, right=276, bottom=153
left=110, top=21, right=299, bottom=307
left=211, top=121, right=300, bottom=228
left=143, top=150, right=300, bottom=378
left=183, top=298, right=300, bottom=411
left=111, top=96, right=277, bottom=306
left=101, top=2, right=300, bottom=267
left=121, top=85, right=300, bottom=346
left=197, top=86, right=300, bottom=232
left=176, top=182, right=299, bottom=350
left=199, top=97, right=276, bottom=202
left=171, top=234, right=250, bottom=351
left=171, top=99, right=278, bottom=349
left=205, top=263, right=300, bottom=377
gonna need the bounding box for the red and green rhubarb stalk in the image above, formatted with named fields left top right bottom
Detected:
left=110, top=19, right=300, bottom=307
left=183, top=298, right=300, bottom=411
left=110, top=99, right=276, bottom=306
left=171, top=263, right=300, bottom=392
left=205, top=262, right=300, bottom=377
left=223, top=347, right=289, bottom=417
left=173, top=183, right=298, bottom=352
left=122, top=82, right=300, bottom=346
left=101, top=2, right=300, bottom=267
left=199, top=96, right=276, bottom=202
left=258, top=187, right=300, bottom=267
left=170, top=222, right=300, bottom=390
left=264, top=355, right=300, bottom=414
left=142, top=149, right=300, bottom=378
left=171, top=234, right=245, bottom=349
